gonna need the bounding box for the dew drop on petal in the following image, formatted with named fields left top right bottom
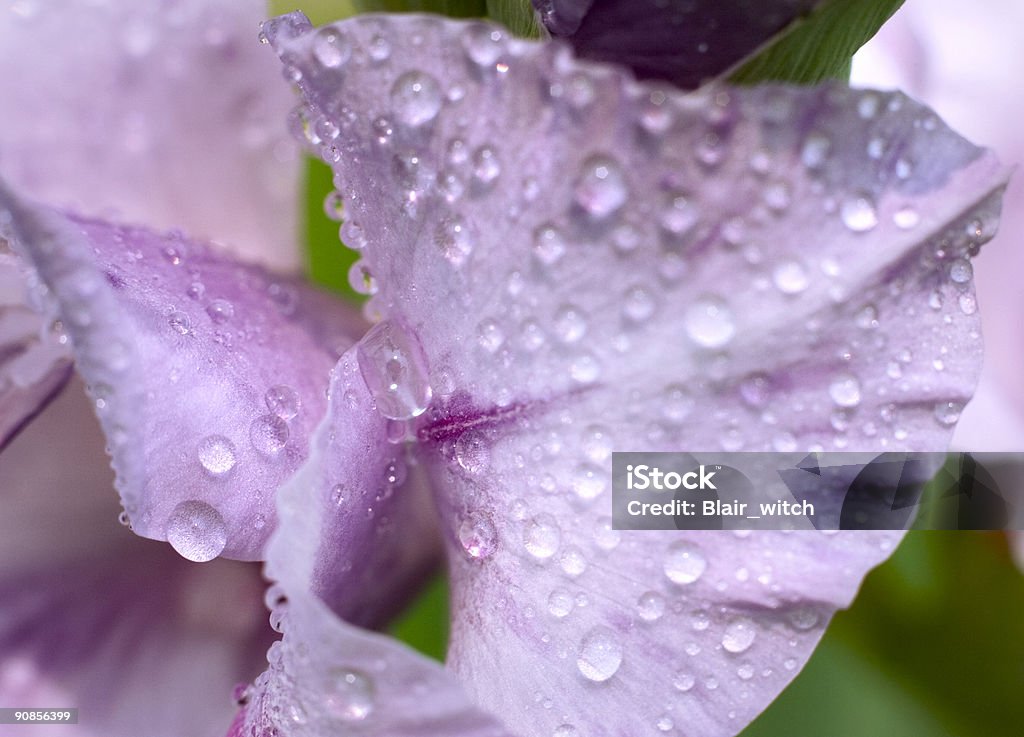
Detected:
left=198, top=435, right=237, bottom=476
left=664, top=542, right=707, bottom=584
left=168, top=311, right=191, bottom=335
left=787, top=606, right=821, bottom=631
left=722, top=617, right=757, bottom=653
left=206, top=298, right=234, bottom=324
left=462, top=24, right=504, bottom=66
left=524, top=513, right=561, bottom=560
left=685, top=295, right=735, bottom=348
left=949, top=259, right=973, bottom=284
left=534, top=223, right=567, bottom=265
left=934, top=400, right=963, bottom=426
left=356, top=320, right=432, bottom=420
left=829, top=374, right=862, bottom=408
left=313, top=27, right=351, bottom=68
left=324, top=669, right=374, bottom=721
left=166, top=500, right=227, bottom=562
left=390, top=71, right=442, bottom=127
left=548, top=588, right=574, bottom=618
left=893, top=206, right=920, bottom=229
left=841, top=193, right=878, bottom=232
left=458, top=512, right=498, bottom=559
left=265, top=385, right=301, bottom=420
left=455, top=431, right=490, bottom=474
left=577, top=627, right=623, bottom=682
left=574, top=155, right=628, bottom=219
left=637, top=591, right=666, bottom=622
left=672, top=671, right=695, bottom=692
left=250, top=414, right=289, bottom=456
left=772, top=259, right=809, bottom=294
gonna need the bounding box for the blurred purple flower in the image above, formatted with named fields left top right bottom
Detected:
left=0, top=2, right=1011, bottom=737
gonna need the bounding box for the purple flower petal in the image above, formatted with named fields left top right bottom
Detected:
left=0, top=185, right=367, bottom=561
left=0, top=377, right=272, bottom=737
left=0, top=0, right=301, bottom=270
left=0, top=245, right=72, bottom=449
left=532, top=0, right=821, bottom=89
left=266, top=13, right=1009, bottom=735
left=235, top=348, right=509, bottom=736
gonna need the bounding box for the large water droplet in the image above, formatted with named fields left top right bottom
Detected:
left=685, top=295, right=735, bottom=348
left=313, top=27, right=351, bottom=69
left=841, top=193, right=878, bottom=232
left=390, top=71, right=442, bottom=127
left=722, top=617, right=757, bottom=653
left=577, top=627, right=623, bottom=682
left=524, top=513, right=561, bottom=560
left=458, top=512, right=498, bottom=559
left=250, top=414, right=289, bottom=456
left=325, top=669, right=374, bottom=721
left=265, top=385, right=301, bottom=420
left=574, top=155, right=628, bottom=219
left=357, top=320, right=432, bottom=420
left=166, top=500, right=227, bottom=562
left=198, top=435, right=237, bottom=476
left=829, top=374, right=862, bottom=408
left=664, top=542, right=706, bottom=584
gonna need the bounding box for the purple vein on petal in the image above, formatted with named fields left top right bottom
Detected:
left=0, top=182, right=367, bottom=562
left=266, top=13, right=1009, bottom=737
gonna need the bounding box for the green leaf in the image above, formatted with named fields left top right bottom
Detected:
left=728, top=0, right=904, bottom=85
left=268, top=0, right=360, bottom=26
left=741, top=532, right=1024, bottom=737
left=352, top=0, right=487, bottom=17
left=388, top=574, right=450, bottom=661
left=301, top=158, right=363, bottom=300
left=486, top=0, right=541, bottom=37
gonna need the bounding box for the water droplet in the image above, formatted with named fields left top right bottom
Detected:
left=435, top=216, right=474, bottom=266
left=739, top=373, right=772, bottom=408
left=554, top=305, right=587, bottom=343
left=574, top=155, right=628, bottom=219
left=661, top=194, right=698, bottom=237
left=265, top=385, right=301, bottom=420
left=368, top=34, right=391, bottom=62
left=198, top=435, right=237, bottom=476
left=672, top=671, right=695, bottom=692
left=462, top=24, right=504, bottom=66
left=637, top=591, right=666, bottom=622
left=553, top=724, right=578, bottom=737
left=472, top=146, right=501, bottom=186
left=685, top=295, right=735, bottom=348
left=250, top=414, right=289, bottom=456
left=206, top=299, right=234, bottom=324
left=722, top=617, right=756, bottom=653
left=548, top=588, right=574, bottom=618
left=656, top=715, right=673, bottom=732
left=949, top=259, right=973, bottom=284
left=313, top=27, right=351, bottom=68
left=330, top=483, right=349, bottom=505
left=533, top=223, right=566, bottom=265
left=787, top=606, right=820, bottom=631
left=325, top=669, right=374, bottom=721
left=801, top=133, right=830, bottom=169
left=560, top=546, right=588, bottom=576
left=455, top=431, right=490, bottom=474
left=569, top=353, right=601, bottom=384
left=773, top=259, right=809, bottom=294
left=841, top=193, right=878, bottom=232
left=662, top=384, right=694, bottom=423
left=934, top=400, right=963, bottom=426
left=593, top=517, right=621, bottom=551
left=168, top=311, right=191, bottom=335
left=166, top=500, right=227, bottom=562
left=958, top=293, right=977, bottom=315
left=356, top=320, right=433, bottom=420
left=477, top=319, right=505, bottom=352
left=829, top=374, right=862, bottom=408
left=458, top=512, right=498, bottom=559
left=737, top=663, right=755, bottom=680
left=524, top=513, right=561, bottom=560
left=577, top=627, right=623, bottom=682
left=893, top=207, right=920, bottom=229
left=390, top=71, right=442, bottom=127
left=664, top=542, right=707, bottom=584
left=623, top=285, right=656, bottom=322
left=571, top=464, right=605, bottom=501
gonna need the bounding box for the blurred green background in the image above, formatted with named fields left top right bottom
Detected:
left=271, top=1, right=1024, bottom=734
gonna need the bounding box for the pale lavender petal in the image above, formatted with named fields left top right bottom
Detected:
left=0, top=0, right=301, bottom=270
left=236, top=348, right=509, bottom=737
left=0, top=243, right=71, bottom=448
left=269, top=13, right=1008, bottom=736
left=0, top=377, right=272, bottom=737
left=0, top=185, right=366, bottom=561
left=533, top=0, right=821, bottom=89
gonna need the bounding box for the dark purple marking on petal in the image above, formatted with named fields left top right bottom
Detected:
left=533, top=0, right=822, bottom=89
left=0, top=183, right=367, bottom=561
